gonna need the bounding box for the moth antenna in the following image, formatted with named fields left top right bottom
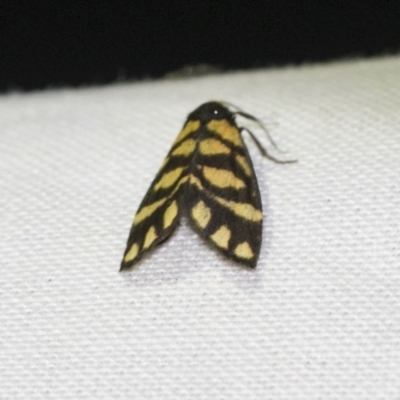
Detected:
left=221, top=101, right=286, bottom=153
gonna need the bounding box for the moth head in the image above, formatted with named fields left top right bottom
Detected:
left=188, top=101, right=234, bottom=123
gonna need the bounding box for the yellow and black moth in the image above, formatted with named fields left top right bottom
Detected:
left=120, top=101, right=294, bottom=270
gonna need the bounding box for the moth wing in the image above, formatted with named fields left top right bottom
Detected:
left=185, top=127, right=263, bottom=267
left=120, top=119, right=202, bottom=270
left=120, top=156, right=189, bottom=271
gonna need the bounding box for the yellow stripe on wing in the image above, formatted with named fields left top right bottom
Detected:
left=207, top=120, right=242, bottom=147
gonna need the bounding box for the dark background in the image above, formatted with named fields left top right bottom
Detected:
left=1, top=1, right=400, bottom=92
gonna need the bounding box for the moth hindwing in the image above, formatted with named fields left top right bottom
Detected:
left=121, top=101, right=292, bottom=271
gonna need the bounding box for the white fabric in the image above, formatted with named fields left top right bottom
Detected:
left=0, top=56, right=399, bottom=399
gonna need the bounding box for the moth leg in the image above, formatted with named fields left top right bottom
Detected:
left=235, top=111, right=284, bottom=152
left=240, top=128, right=297, bottom=164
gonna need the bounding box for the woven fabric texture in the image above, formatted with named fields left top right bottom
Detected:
left=0, top=56, right=399, bottom=399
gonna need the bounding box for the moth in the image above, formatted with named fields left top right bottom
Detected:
left=120, top=101, right=294, bottom=270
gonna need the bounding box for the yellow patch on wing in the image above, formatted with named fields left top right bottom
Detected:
left=143, top=226, right=157, bottom=249
left=189, top=175, right=261, bottom=221
left=154, top=167, right=185, bottom=190
left=191, top=200, right=212, bottom=228
left=207, top=119, right=242, bottom=147
left=201, top=166, right=245, bottom=190
left=199, top=138, right=231, bottom=155
left=235, top=154, right=252, bottom=176
left=172, top=139, right=196, bottom=156
left=133, top=198, right=167, bottom=226
left=170, top=175, right=189, bottom=196
left=189, top=174, right=203, bottom=190
left=214, top=197, right=262, bottom=222
left=210, top=225, right=231, bottom=249
left=163, top=200, right=178, bottom=229
left=124, top=243, right=139, bottom=262
left=234, top=241, right=254, bottom=259
left=173, top=120, right=200, bottom=145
